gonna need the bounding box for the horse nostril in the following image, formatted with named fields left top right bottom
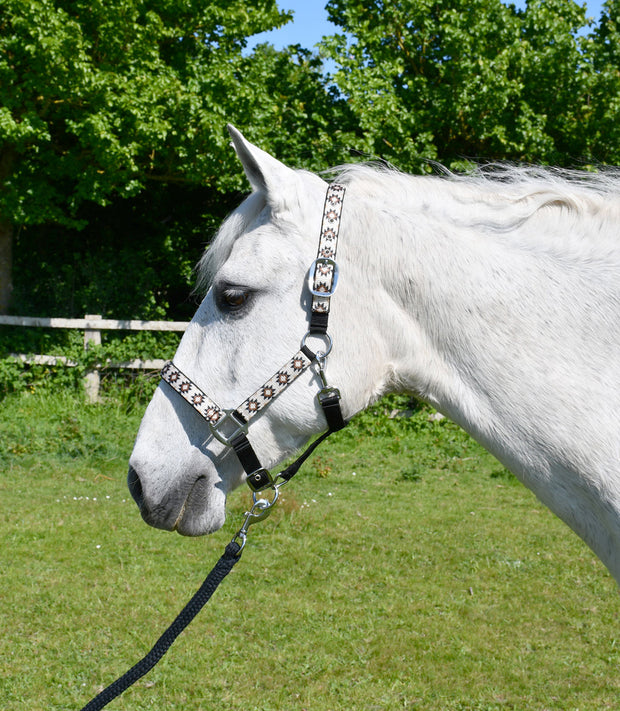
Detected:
left=127, top=465, right=144, bottom=508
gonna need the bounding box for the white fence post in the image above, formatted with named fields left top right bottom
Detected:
left=83, top=314, right=102, bottom=403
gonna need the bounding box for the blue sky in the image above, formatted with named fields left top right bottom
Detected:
left=247, top=1, right=607, bottom=53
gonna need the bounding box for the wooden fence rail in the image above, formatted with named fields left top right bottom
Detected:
left=0, top=315, right=190, bottom=331
left=0, top=313, right=190, bottom=401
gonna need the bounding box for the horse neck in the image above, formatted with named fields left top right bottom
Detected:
left=340, top=174, right=620, bottom=584
left=344, top=175, right=597, bottom=424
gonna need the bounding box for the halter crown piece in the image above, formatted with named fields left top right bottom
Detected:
left=161, top=183, right=347, bottom=494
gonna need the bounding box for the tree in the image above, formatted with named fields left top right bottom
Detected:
left=580, top=0, right=620, bottom=164
left=0, top=0, right=351, bottom=314
left=320, top=0, right=606, bottom=172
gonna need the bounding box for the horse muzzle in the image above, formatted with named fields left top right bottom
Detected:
left=127, top=465, right=226, bottom=536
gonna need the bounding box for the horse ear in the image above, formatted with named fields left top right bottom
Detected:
left=227, top=124, right=297, bottom=195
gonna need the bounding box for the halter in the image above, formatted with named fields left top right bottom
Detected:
left=161, top=183, right=347, bottom=494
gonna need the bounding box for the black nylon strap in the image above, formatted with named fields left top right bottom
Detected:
left=318, top=390, right=346, bottom=432
left=309, top=311, right=329, bottom=335
left=278, top=430, right=333, bottom=483
left=300, top=344, right=317, bottom=361
left=278, top=389, right=346, bottom=484
left=230, top=431, right=262, bottom=476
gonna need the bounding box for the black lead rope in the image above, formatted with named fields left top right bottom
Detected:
left=79, top=378, right=346, bottom=710
left=79, top=182, right=348, bottom=709
left=79, top=542, right=242, bottom=711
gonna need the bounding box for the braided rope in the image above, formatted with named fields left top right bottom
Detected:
left=79, top=542, right=241, bottom=711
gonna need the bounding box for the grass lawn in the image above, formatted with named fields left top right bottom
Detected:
left=0, top=390, right=618, bottom=710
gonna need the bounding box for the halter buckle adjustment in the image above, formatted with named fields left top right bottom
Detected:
left=318, top=386, right=341, bottom=402
left=246, top=468, right=275, bottom=493
left=308, top=258, right=339, bottom=297
left=209, top=410, right=248, bottom=447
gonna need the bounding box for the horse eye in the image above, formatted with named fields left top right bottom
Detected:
left=217, top=286, right=252, bottom=313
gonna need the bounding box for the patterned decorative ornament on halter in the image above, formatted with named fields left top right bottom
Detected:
left=161, top=183, right=348, bottom=542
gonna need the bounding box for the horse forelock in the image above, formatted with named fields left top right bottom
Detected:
left=195, top=190, right=267, bottom=294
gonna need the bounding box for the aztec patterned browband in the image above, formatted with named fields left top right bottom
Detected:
left=311, top=183, right=345, bottom=315
left=161, top=348, right=314, bottom=426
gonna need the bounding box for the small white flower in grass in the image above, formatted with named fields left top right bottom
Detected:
left=96, top=545, right=101, bottom=549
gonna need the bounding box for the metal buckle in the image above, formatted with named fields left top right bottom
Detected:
left=209, top=410, right=248, bottom=446
left=308, top=258, right=339, bottom=297
left=318, top=386, right=341, bottom=403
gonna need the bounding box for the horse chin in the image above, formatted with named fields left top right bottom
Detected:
left=171, top=476, right=227, bottom=537
left=174, top=502, right=226, bottom=537
left=174, top=510, right=225, bottom=537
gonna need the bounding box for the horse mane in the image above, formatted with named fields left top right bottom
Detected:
left=331, top=162, right=620, bottom=217
left=196, top=162, right=620, bottom=292
left=330, top=162, right=620, bottom=266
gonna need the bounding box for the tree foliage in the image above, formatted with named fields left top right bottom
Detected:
left=321, top=0, right=620, bottom=171
left=4, top=0, right=620, bottom=322
left=1, top=0, right=296, bottom=226
left=0, top=0, right=351, bottom=314
left=581, top=0, right=620, bottom=164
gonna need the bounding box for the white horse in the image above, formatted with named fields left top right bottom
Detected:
left=129, top=125, right=620, bottom=587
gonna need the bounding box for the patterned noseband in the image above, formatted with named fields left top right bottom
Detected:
left=161, top=183, right=347, bottom=492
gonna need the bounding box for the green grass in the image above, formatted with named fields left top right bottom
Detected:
left=1, top=391, right=618, bottom=711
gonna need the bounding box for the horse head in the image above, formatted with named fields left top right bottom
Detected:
left=129, top=134, right=620, bottom=585
left=127, top=127, right=387, bottom=536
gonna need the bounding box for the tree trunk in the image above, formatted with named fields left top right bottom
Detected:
left=0, top=217, right=12, bottom=314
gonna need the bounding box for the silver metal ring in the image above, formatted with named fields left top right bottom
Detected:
left=301, top=331, right=333, bottom=358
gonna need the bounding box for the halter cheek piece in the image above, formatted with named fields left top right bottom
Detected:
left=161, top=184, right=347, bottom=493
